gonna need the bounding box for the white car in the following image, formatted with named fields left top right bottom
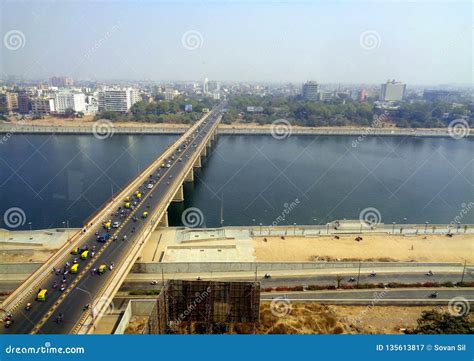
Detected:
left=166, top=164, right=171, bottom=168
left=112, top=221, right=121, bottom=228
left=147, top=183, right=153, bottom=189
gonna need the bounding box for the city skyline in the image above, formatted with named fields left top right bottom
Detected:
left=1, top=1, right=472, bottom=85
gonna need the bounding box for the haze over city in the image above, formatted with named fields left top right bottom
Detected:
left=1, top=0, right=472, bottom=84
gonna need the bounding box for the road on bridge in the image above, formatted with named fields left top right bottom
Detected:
left=1, top=102, right=226, bottom=334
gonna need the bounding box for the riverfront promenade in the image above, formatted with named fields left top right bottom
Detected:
left=1, top=121, right=471, bottom=137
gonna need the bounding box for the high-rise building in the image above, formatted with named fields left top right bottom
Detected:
left=0, top=92, right=19, bottom=112
left=207, top=81, right=220, bottom=93
left=98, top=88, right=139, bottom=112
left=50, top=76, right=74, bottom=87
left=358, top=89, right=367, bottom=102
left=18, top=93, right=31, bottom=114
left=302, top=81, right=319, bottom=101
left=423, top=90, right=461, bottom=102
left=31, top=98, right=55, bottom=114
left=203, top=78, right=209, bottom=93
left=380, top=80, right=406, bottom=102
left=54, top=92, right=86, bottom=113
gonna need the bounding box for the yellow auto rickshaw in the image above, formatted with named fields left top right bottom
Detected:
left=37, top=289, right=48, bottom=302
left=124, top=202, right=131, bottom=209
left=80, top=250, right=89, bottom=260
left=124, top=196, right=130, bottom=202
left=104, top=221, right=111, bottom=229
left=71, top=263, right=79, bottom=273
left=142, top=211, right=148, bottom=218
left=71, top=247, right=79, bottom=255
left=98, top=264, right=107, bottom=275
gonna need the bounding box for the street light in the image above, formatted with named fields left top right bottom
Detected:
left=457, top=222, right=461, bottom=233
left=293, top=223, right=296, bottom=236
left=259, top=223, right=262, bottom=236
left=392, top=222, right=396, bottom=234
left=28, top=222, right=32, bottom=231
left=425, top=221, right=429, bottom=234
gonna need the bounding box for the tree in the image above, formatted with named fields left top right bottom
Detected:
left=406, top=310, right=473, bottom=334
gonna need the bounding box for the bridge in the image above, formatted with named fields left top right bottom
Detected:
left=0, top=102, right=226, bottom=334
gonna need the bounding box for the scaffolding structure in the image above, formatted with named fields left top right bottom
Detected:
left=157, top=280, right=260, bottom=334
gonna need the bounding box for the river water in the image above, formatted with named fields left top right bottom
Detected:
left=0, top=134, right=473, bottom=229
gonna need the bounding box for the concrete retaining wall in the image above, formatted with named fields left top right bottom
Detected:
left=0, top=263, right=42, bottom=274
left=113, top=300, right=156, bottom=335
left=131, top=262, right=463, bottom=274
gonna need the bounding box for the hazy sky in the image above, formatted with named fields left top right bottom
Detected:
left=1, top=0, right=472, bottom=84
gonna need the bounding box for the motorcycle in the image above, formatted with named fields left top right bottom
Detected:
left=25, top=303, right=32, bottom=311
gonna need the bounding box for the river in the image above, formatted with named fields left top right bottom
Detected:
left=0, top=134, right=472, bottom=229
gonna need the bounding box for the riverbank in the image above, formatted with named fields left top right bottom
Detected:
left=1, top=118, right=469, bottom=137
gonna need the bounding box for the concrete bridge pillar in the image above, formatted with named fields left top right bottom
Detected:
left=202, top=146, right=207, bottom=157
left=185, top=168, right=194, bottom=182
left=158, top=211, right=169, bottom=227
left=172, top=184, right=184, bottom=202
left=194, top=156, right=201, bottom=168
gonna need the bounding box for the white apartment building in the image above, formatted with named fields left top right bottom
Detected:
left=54, top=92, right=86, bottom=113
left=380, top=80, right=406, bottom=102
left=98, top=88, right=139, bottom=112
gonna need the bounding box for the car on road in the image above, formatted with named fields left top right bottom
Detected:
left=98, top=264, right=107, bottom=275
left=97, top=233, right=111, bottom=243
left=146, top=183, right=153, bottom=189
left=112, top=221, right=121, bottom=228
left=36, top=289, right=48, bottom=302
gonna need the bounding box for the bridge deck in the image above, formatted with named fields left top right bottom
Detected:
left=0, top=103, right=225, bottom=334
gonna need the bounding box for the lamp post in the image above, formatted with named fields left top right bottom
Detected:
left=293, top=223, right=296, bottom=236
left=457, top=222, right=461, bottom=233
left=392, top=222, right=396, bottom=234
left=425, top=221, right=429, bottom=234
left=28, top=222, right=32, bottom=231
left=259, top=223, right=262, bottom=236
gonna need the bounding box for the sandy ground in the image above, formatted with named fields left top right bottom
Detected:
left=254, top=234, right=474, bottom=263
left=8, top=116, right=187, bottom=128
left=171, top=303, right=443, bottom=334
left=256, top=303, right=446, bottom=334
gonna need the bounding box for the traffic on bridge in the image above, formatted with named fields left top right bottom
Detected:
left=1, top=102, right=226, bottom=334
